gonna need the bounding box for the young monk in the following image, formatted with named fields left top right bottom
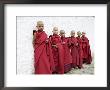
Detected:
left=33, top=21, right=53, bottom=74
left=81, top=32, right=92, bottom=64
left=69, top=30, right=79, bottom=69
left=50, top=27, right=64, bottom=74
left=59, top=30, right=72, bottom=73
left=76, top=31, right=83, bottom=69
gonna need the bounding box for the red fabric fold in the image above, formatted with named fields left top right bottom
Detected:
left=81, top=36, right=92, bottom=64
left=50, top=34, right=64, bottom=74
left=61, top=37, right=72, bottom=72
left=34, top=31, right=52, bottom=74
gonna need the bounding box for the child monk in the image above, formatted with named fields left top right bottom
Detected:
left=50, top=27, right=64, bottom=74
left=69, top=30, right=79, bottom=69
left=81, top=32, right=92, bottom=64
left=76, top=31, right=83, bottom=69
left=33, top=21, right=53, bottom=74
left=59, top=30, right=72, bottom=73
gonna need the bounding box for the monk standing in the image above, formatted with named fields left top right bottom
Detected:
left=50, top=27, right=64, bottom=74
left=76, top=31, right=83, bottom=69
left=69, top=30, right=79, bottom=69
left=60, top=30, right=72, bottom=73
left=81, top=32, right=92, bottom=64
left=33, top=21, right=52, bottom=74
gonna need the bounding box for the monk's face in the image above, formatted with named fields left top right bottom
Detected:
left=71, top=32, right=75, bottom=37
left=53, top=27, right=58, bottom=35
left=36, top=21, right=44, bottom=31
left=60, top=33, right=65, bottom=37
left=37, top=24, right=44, bottom=31
left=82, top=32, right=85, bottom=37
left=77, top=32, right=81, bottom=37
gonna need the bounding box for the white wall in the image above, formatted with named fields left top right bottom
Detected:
left=17, top=16, right=95, bottom=74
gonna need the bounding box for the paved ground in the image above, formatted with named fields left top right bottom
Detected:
left=66, top=60, right=94, bottom=74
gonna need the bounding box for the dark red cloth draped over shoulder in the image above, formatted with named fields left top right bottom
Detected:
left=46, top=38, right=55, bottom=73
left=34, top=31, right=52, bottom=74
left=61, top=37, right=72, bottom=72
left=68, top=37, right=79, bottom=68
left=50, top=34, right=64, bottom=74
left=76, top=37, right=83, bottom=68
left=81, top=36, right=92, bottom=64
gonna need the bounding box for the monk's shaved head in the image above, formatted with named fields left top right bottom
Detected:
left=71, top=30, right=75, bottom=37
left=77, top=31, right=81, bottom=36
left=60, top=30, right=65, bottom=34
left=37, top=21, right=44, bottom=26
left=60, top=30, right=65, bottom=37
left=82, top=32, right=86, bottom=34
left=53, top=27, right=58, bottom=31
left=36, top=21, right=44, bottom=31
left=71, top=30, right=75, bottom=34
left=52, top=27, right=58, bottom=35
left=82, top=32, right=86, bottom=37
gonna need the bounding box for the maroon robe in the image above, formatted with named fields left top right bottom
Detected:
left=69, top=36, right=79, bottom=68
left=76, top=36, right=83, bottom=68
left=46, top=38, right=55, bottom=72
left=50, top=34, right=64, bottom=74
left=34, top=31, right=52, bottom=74
left=81, top=36, right=92, bottom=64
left=61, top=37, right=72, bottom=73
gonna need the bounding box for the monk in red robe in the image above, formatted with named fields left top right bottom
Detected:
left=46, top=37, right=55, bottom=73
left=69, top=30, right=79, bottom=69
left=76, top=31, right=83, bottom=69
left=50, top=27, right=64, bottom=74
left=81, top=32, right=92, bottom=64
left=33, top=21, right=53, bottom=74
left=59, top=30, right=72, bottom=73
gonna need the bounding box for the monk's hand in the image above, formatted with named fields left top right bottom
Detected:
left=76, top=43, right=78, bottom=46
left=52, top=45, right=58, bottom=48
left=62, top=42, right=66, bottom=44
left=52, top=45, right=55, bottom=47
left=55, top=45, right=58, bottom=48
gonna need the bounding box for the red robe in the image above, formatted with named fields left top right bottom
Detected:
left=61, top=37, right=72, bottom=73
left=50, top=34, right=64, bottom=74
left=81, top=36, right=92, bottom=64
left=76, top=36, right=83, bottom=68
left=34, top=31, right=52, bottom=74
left=69, top=36, right=79, bottom=68
left=46, top=38, right=55, bottom=72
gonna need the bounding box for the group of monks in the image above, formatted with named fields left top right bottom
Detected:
left=33, top=21, right=92, bottom=74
